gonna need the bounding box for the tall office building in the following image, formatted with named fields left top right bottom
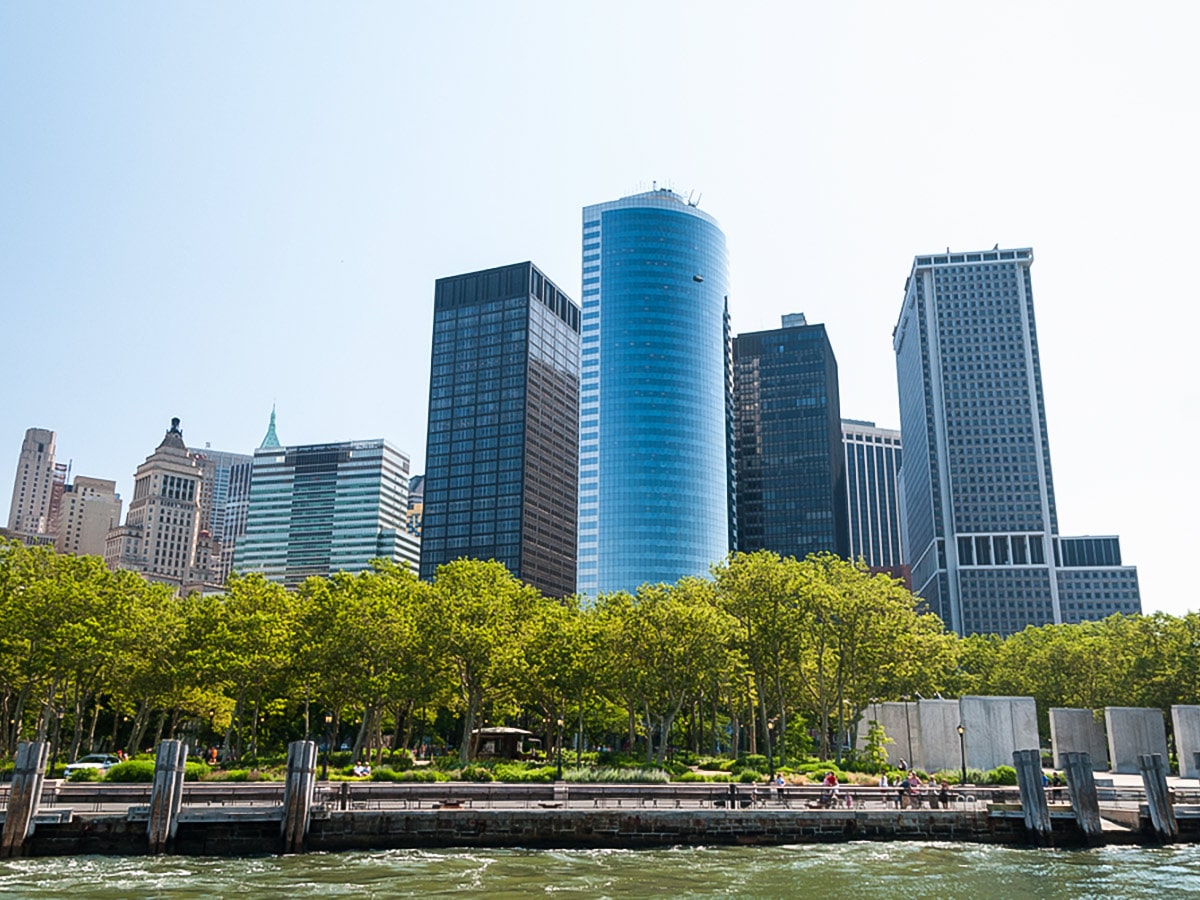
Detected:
left=56, top=476, right=122, bottom=558
left=733, top=314, right=848, bottom=560
left=893, top=247, right=1140, bottom=635
left=420, top=262, right=580, bottom=597
left=577, top=188, right=734, bottom=596
left=406, top=474, right=424, bottom=538
left=234, top=419, right=420, bottom=587
left=7, top=428, right=59, bottom=535
left=842, top=419, right=903, bottom=569
left=104, top=418, right=216, bottom=592
left=189, top=445, right=253, bottom=585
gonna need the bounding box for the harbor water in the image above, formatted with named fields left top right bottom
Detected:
left=1, top=842, right=1198, bottom=898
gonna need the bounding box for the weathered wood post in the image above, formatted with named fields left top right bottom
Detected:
left=281, top=740, right=318, bottom=854
left=0, top=741, right=49, bottom=859
left=147, top=740, right=189, bottom=854
left=1062, top=751, right=1102, bottom=845
left=1138, top=752, right=1178, bottom=842
left=1013, top=748, right=1052, bottom=845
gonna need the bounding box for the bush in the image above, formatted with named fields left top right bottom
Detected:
left=68, top=767, right=104, bottom=783
left=562, top=766, right=671, bottom=784
left=104, top=760, right=157, bottom=783
left=742, top=754, right=769, bottom=773
left=985, top=765, right=1018, bottom=786
left=184, top=761, right=209, bottom=780
left=433, top=754, right=460, bottom=770
left=738, top=770, right=762, bottom=783
left=459, top=765, right=494, bottom=782
left=492, top=763, right=556, bottom=783
left=386, top=749, right=414, bottom=771
left=205, top=768, right=279, bottom=782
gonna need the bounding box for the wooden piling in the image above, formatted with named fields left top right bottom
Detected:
left=0, top=741, right=49, bottom=859
left=1138, top=752, right=1178, bottom=842
left=281, top=741, right=318, bottom=854
left=1013, top=748, right=1052, bottom=845
left=1062, top=751, right=1102, bottom=844
left=147, top=740, right=189, bottom=854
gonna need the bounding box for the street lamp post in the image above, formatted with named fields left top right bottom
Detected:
left=766, top=720, right=775, bottom=780
left=957, top=723, right=967, bottom=786
left=322, top=713, right=333, bottom=780
left=903, top=696, right=914, bottom=769
left=556, top=717, right=564, bottom=781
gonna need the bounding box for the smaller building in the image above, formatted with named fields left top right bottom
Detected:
left=234, top=412, right=420, bottom=587
left=841, top=419, right=903, bottom=568
left=56, top=476, right=122, bottom=558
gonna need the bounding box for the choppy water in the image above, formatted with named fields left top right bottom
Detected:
left=1, top=843, right=1198, bottom=898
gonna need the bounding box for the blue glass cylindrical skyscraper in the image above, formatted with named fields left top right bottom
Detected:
left=576, top=189, right=734, bottom=596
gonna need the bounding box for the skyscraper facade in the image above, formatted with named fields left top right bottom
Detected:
left=189, top=446, right=253, bottom=585
left=234, top=431, right=419, bottom=588
left=104, top=418, right=216, bottom=592
left=7, top=427, right=59, bottom=535
left=733, top=314, right=848, bottom=560
left=420, top=262, right=580, bottom=597
left=577, top=188, right=734, bottom=596
left=841, top=419, right=903, bottom=568
left=893, top=247, right=1140, bottom=635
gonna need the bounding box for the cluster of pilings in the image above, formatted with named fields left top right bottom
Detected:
left=1012, top=748, right=1179, bottom=845
left=0, top=739, right=319, bottom=858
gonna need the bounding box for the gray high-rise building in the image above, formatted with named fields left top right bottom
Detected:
left=7, top=427, right=59, bottom=536
left=420, top=262, right=580, bottom=597
left=189, top=445, right=253, bottom=586
left=842, top=419, right=903, bottom=569
left=893, top=247, right=1140, bottom=635
left=733, top=313, right=847, bottom=560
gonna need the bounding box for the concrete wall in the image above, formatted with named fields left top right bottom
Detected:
left=1049, top=708, right=1108, bottom=770
left=960, top=696, right=1040, bottom=773
left=855, top=702, right=919, bottom=770
left=1171, top=705, right=1200, bottom=778
left=916, top=700, right=963, bottom=774
left=1105, top=707, right=1169, bottom=774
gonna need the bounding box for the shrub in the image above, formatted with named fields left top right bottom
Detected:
left=742, top=754, right=769, bottom=773
left=68, top=767, right=104, bottom=783
left=433, top=755, right=460, bottom=770
left=562, top=766, right=671, bottom=784
left=738, top=770, right=762, bottom=783
left=184, top=761, right=208, bottom=780
left=985, top=765, right=1018, bottom=786
left=205, top=768, right=279, bottom=782
left=459, top=765, right=494, bottom=782
left=104, top=760, right=157, bottom=783
left=386, top=749, right=414, bottom=771
left=492, top=763, right=556, bottom=783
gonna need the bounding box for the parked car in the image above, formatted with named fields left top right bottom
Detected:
left=63, top=754, right=121, bottom=778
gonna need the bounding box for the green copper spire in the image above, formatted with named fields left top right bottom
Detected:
left=259, top=405, right=281, bottom=449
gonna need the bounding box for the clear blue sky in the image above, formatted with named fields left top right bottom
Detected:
left=2, top=2, right=1195, bottom=614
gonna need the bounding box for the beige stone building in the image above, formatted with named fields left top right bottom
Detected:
left=6, top=427, right=60, bottom=535
left=56, top=476, right=122, bottom=558
left=105, top=418, right=217, bottom=592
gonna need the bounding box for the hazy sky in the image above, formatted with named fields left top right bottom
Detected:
left=2, top=3, right=1196, bottom=614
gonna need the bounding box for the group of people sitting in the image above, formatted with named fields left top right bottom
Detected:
left=881, top=767, right=952, bottom=809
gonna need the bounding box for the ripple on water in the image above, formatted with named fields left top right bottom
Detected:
left=0, top=843, right=1197, bottom=899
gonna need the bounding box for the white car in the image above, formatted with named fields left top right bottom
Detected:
left=63, top=754, right=121, bottom=777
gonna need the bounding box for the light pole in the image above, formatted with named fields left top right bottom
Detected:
left=556, top=717, right=564, bottom=781
left=957, top=723, right=967, bottom=786
left=902, top=696, right=914, bottom=769
left=322, top=713, right=333, bottom=780
left=766, top=720, right=775, bottom=780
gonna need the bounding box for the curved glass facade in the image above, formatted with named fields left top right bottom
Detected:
left=577, top=190, right=732, bottom=596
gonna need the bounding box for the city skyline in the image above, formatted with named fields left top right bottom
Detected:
left=2, top=4, right=1193, bottom=614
